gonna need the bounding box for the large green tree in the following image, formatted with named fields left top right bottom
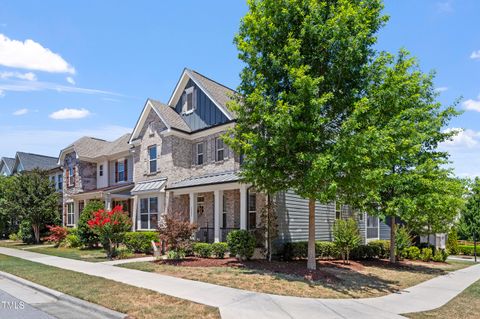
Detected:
left=226, top=0, right=387, bottom=269
left=14, top=169, right=60, bottom=243
left=0, top=175, right=20, bottom=237
left=335, top=51, right=462, bottom=262
left=459, top=177, right=480, bottom=259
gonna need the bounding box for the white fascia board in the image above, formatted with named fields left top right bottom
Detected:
left=161, top=122, right=235, bottom=140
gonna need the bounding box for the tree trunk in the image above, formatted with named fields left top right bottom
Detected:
left=389, top=216, right=396, bottom=263
left=474, top=232, right=477, bottom=263
left=32, top=224, right=40, bottom=244
left=307, top=198, right=316, bottom=270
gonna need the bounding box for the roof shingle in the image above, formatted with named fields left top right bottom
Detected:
left=149, top=99, right=191, bottom=132
left=16, top=152, right=59, bottom=171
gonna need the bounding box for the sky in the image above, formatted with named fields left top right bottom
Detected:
left=0, top=0, right=478, bottom=178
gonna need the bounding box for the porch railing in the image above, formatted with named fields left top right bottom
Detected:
left=195, top=227, right=240, bottom=243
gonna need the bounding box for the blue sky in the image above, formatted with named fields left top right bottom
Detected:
left=0, top=0, right=479, bottom=177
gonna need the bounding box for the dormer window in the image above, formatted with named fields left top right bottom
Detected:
left=182, top=87, right=196, bottom=113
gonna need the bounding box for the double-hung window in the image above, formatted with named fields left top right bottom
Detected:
left=67, top=166, right=75, bottom=187
left=139, top=197, right=158, bottom=229
left=116, top=159, right=128, bottom=182
left=57, top=174, right=63, bottom=190
left=66, top=203, right=74, bottom=226
left=216, top=138, right=225, bottom=161
left=248, top=192, right=257, bottom=229
left=196, top=143, right=204, bottom=165
left=149, top=145, right=157, bottom=173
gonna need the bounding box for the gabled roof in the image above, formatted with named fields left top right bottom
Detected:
left=59, top=133, right=132, bottom=163
left=168, top=68, right=236, bottom=120
left=150, top=99, right=191, bottom=132
left=14, top=152, right=59, bottom=172
left=0, top=157, right=15, bottom=175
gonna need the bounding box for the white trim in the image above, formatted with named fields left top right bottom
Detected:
left=129, top=100, right=173, bottom=144
left=170, top=181, right=246, bottom=195
left=161, top=122, right=235, bottom=140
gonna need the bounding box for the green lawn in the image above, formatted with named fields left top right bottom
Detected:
left=0, top=254, right=219, bottom=319
left=405, top=278, right=480, bottom=319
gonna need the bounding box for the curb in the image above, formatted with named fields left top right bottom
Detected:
left=0, top=270, right=127, bottom=319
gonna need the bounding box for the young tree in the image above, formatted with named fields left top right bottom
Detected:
left=258, top=195, right=278, bottom=261
left=333, top=218, right=361, bottom=264
left=78, top=200, right=104, bottom=248
left=459, top=177, right=480, bottom=261
left=335, top=51, right=461, bottom=263
left=226, top=0, right=387, bottom=270
left=14, top=170, right=60, bottom=243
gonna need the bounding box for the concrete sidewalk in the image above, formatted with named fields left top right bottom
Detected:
left=1, top=247, right=479, bottom=319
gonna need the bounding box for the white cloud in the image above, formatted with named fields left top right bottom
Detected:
left=439, top=128, right=480, bottom=179
left=12, top=108, right=29, bottom=116
left=470, top=50, right=480, bottom=60
left=435, top=86, right=448, bottom=93
left=0, top=125, right=132, bottom=158
left=0, top=34, right=75, bottom=74
left=441, top=128, right=480, bottom=149
left=0, top=71, right=37, bottom=81
left=436, top=1, right=453, bottom=13
left=0, top=89, right=4, bottom=97
left=0, top=80, right=121, bottom=96
left=463, top=97, right=480, bottom=112
left=66, top=76, right=75, bottom=85
left=49, top=108, right=91, bottom=120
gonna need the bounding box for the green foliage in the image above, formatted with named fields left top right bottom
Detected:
left=350, top=244, right=380, bottom=260
left=18, top=220, right=35, bottom=244
left=0, top=176, right=20, bottom=236
left=166, top=249, right=186, bottom=260
left=64, top=233, right=82, bottom=248
left=420, top=248, right=433, bottom=262
left=333, top=218, right=361, bottom=264
left=406, top=246, right=421, bottom=260
left=458, top=245, right=477, bottom=256
left=227, top=230, right=256, bottom=260
left=367, top=240, right=390, bottom=259
left=78, top=200, right=104, bottom=248
left=283, top=241, right=339, bottom=260
left=116, top=247, right=133, bottom=260
left=447, top=228, right=460, bottom=255
left=193, top=243, right=212, bottom=258
left=395, top=226, right=412, bottom=259
left=458, top=178, right=480, bottom=242
left=211, top=242, right=228, bottom=259
left=124, top=231, right=159, bottom=254
left=432, top=249, right=449, bottom=262
left=8, top=233, right=20, bottom=241
left=11, top=170, right=60, bottom=243
left=257, top=195, right=278, bottom=261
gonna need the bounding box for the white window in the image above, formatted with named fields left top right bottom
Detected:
left=139, top=197, right=158, bottom=229
left=248, top=192, right=257, bottom=229
left=118, top=161, right=125, bottom=182
left=216, top=138, right=225, bottom=161
left=99, top=164, right=104, bottom=177
left=366, top=214, right=379, bottom=239
left=68, top=166, right=75, bottom=187
left=57, top=174, right=63, bottom=190
left=149, top=145, right=157, bottom=173
left=66, top=203, right=74, bottom=226
left=183, top=87, right=196, bottom=113
left=196, top=143, right=204, bottom=165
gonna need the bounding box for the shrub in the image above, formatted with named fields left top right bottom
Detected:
left=159, top=213, right=197, bottom=255
left=8, top=233, right=20, bottom=241
left=432, top=249, right=449, bottom=262
left=446, top=228, right=460, bottom=255
left=406, top=246, right=421, bottom=260
left=368, top=240, right=390, bottom=259
left=458, top=245, right=476, bottom=256
left=124, top=231, right=159, bottom=254
left=18, top=220, right=35, bottom=244
left=316, top=241, right=339, bottom=259
left=420, top=247, right=433, bottom=262
left=167, top=249, right=186, bottom=260
left=87, top=205, right=132, bottom=259
left=193, top=243, right=212, bottom=258
left=333, top=218, right=361, bottom=264
left=283, top=241, right=339, bottom=260
left=64, top=233, right=82, bottom=248
left=351, top=244, right=380, bottom=260
left=441, top=249, right=450, bottom=262
left=78, top=200, right=104, bottom=248
left=44, top=225, right=68, bottom=247
left=227, top=230, right=256, bottom=260
left=211, top=242, right=228, bottom=259
left=117, top=247, right=133, bottom=259
left=395, top=226, right=412, bottom=260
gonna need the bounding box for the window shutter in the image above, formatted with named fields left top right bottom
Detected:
left=115, top=161, right=118, bottom=183
left=193, top=87, right=197, bottom=110
left=66, top=169, right=69, bottom=186
left=181, top=93, right=186, bottom=113
left=124, top=159, right=128, bottom=181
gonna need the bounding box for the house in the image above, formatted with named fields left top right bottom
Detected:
left=128, top=68, right=391, bottom=246
left=0, top=157, right=15, bottom=176
left=58, top=134, right=134, bottom=227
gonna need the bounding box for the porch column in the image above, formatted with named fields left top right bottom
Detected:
left=131, top=195, right=138, bottom=231
left=105, top=193, right=112, bottom=210
left=240, top=184, right=248, bottom=230
left=214, top=190, right=223, bottom=243
left=189, top=192, right=197, bottom=224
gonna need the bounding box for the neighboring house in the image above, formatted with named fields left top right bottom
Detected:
left=0, top=157, right=15, bottom=176
left=58, top=134, right=133, bottom=227
left=11, top=152, right=59, bottom=175
left=128, top=68, right=391, bottom=246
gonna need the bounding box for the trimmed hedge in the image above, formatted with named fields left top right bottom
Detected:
left=227, top=230, right=256, bottom=260
left=283, top=241, right=339, bottom=260
left=211, top=242, right=228, bottom=259
left=367, top=240, right=390, bottom=259
left=458, top=245, right=477, bottom=256
left=350, top=244, right=380, bottom=260
left=193, top=243, right=212, bottom=258
left=124, top=231, right=159, bottom=254
left=406, top=246, right=421, bottom=260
